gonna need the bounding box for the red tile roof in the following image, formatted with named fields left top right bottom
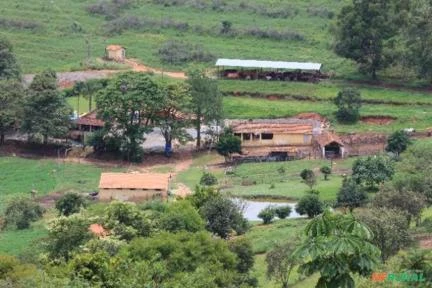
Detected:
left=75, top=111, right=105, bottom=127
left=314, top=132, right=344, bottom=147
left=89, top=223, right=109, bottom=237
left=232, top=123, right=313, bottom=134
left=99, top=173, right=170, bottom=190
left=106, top=45, right=125, bottom=51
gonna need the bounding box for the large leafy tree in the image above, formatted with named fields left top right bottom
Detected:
left=333, top=0, right=397, bottom=79
left=352, top=155, right=394, bottom=190
left=336, top=177, right=368, bottom=211
left=4, top=198, right=44, bottom=230
left=157, top=82, right=192, bottom=156
left=294, top=210, right=381, bottom=288
left=405, top=0, right=432, bottom=82
left=0, top=80, right=24, bottom=144
left=96, top=72, right=165, bottom=162
left=21, top=70, right=72, bottom=144
left=187, top=70, right=223, bottom=148
left=266, top=241, right=300, bottom=288
left=357, top=207, right=410, bottom=262
left=55, top=193, right=87, bottom=216
left=386, top=130, right=412, bottom=156
left=393, top=141, right=432, bottom=203
left=373, top=184, right=427, bottom=225
left=200, top=196, right=249, bottom=239
left=216, top=128, right=241, bottom=162
left=0, top=37, right=20, bottom=80
left=295, top=194, right=324, bottom=218
left=334, top=88, right=362, bottom=123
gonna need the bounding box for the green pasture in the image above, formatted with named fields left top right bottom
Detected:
left=0, top=221, right=48, bottom=256
left=0, top=0, right=353, bottom=75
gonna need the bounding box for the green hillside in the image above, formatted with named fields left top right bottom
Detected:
left=0, top=0, right=352, bottom=74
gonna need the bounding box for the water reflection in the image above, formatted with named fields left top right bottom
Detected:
left=232, top=198, right=304, bottom=221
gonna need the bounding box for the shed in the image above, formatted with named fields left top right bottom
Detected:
left=314, top=132, right=345, bottom=158
left=99, top=173, right=170, bottom=202
left=105, top=45, right=126, bottom=62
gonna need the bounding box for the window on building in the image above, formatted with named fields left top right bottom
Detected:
left=234, top=133, right=241, bottom=139
left=253, top=134, right=260, bottom=141
left=243, top=133, right=251, bottom=140
left=261, top=133, right=274, bottom=140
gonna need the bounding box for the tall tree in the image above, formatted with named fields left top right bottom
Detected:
left=0, top=37, right=20, bottom=80
left=336, top=177, right=368, bottom=211
left=157, top=82, right=192, bottom=157
left=357, top=207, right=410, bottom=262
left=334, top=88, right=362, bottom=123
left=352, top=155, right=394, bottom=190
left=266, top=241, right=300, bottom=288
left=96, top=72, right=165, bottom=162
left=294, top=210, right=381, bottom=287
left=21, top=70, right=72, bottom=144
left=216, top=127, right=241, bottom=162
left=334, top=0, right=397, bottom=79
left=69, top=79, right=108, bottom=112
left=405, top=0, right=432, bottom=82
left=187, top=70, right=222, bottom=149
left=0, top=80, right=24, bottom=144
left=386, top=130, right=412, bottom=156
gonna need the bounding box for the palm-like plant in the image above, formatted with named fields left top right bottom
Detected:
left=294, top=210, right=381, bottom=288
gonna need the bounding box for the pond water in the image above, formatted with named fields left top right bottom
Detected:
left=231, top=198, right=304, bottom=221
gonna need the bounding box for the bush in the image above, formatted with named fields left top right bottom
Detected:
left=158, top=40, right=215, bottom=65
left=201, top=197, right=249, bottom=238
left=320, top=166, right=331, bottom=180
left=200, top=172, right=218, bottom=186
left=277, top=166, right=286, bottom=174
left=334, top=88, right=362, bottom=123
left=228, top=238, right=254, bottom=274
left=160, top=201, right=204, bottom=233
left=295, top=194, right=324, bottom=218
left=274, top=206, right=292, bottom=219
left=258, top=206, right=276, bottom=224
left=4, top=198, right=44, bottom=229
left=336, top=178, right=368, bottom=211
left=55, top=193, right=87, bottom=216
left=300, top=169, right=316, bottom=190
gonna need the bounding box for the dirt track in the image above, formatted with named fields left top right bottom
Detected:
left=23, top=59, right=187, bottom=89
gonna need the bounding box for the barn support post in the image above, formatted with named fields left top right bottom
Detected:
left=322, top=147, right=325, bottom=159
left=340, top=147, right=345, bottom=158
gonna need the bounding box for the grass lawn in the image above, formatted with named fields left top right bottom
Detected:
left=219, top=79, right=432, bottom=106
left=221, top=158, right=355, bottom=201
left=0, top=0, right=353, bottom=75
left=0, top=221, right=48, bottom=256
left=0, top=156, right=122, bottom=211
left=223, top=96, right=432, bottom=133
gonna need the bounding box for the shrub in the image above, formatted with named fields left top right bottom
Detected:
left=158, top=40, right=215, bottom=65
left=320, top=166, right=331, bottom=180
left=55, top=193, right=87, bottom=216
left=274, top=206, right=292, bottom=219
left=334, top=88, right=362, bottom=123
left=258, top=206, right=276, bottom=224
left=228, top=238, right=254, bottom=274
left=307, top=6, right=335, bottom=19
left=386, top=130, right=412, bottom=156
left=200, top=172, right=218, bottom=186
left=336, top=178, right=368, bottom=211
left=201, top=197, right=249, bottom=238
left=160, top=201, right=204, bottom=233
left=277, top=166, right=286, bottom=175
left=295, top=194, right=324, bottom=218
left=300, top=169, right=316, bottom=190
left=4, top=198, right=44, bottom=229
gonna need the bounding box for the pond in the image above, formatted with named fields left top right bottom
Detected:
left=231, top=198, right=304, bottom=221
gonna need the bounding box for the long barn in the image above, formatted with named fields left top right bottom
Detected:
left=216, top=58, right=325, bottom=82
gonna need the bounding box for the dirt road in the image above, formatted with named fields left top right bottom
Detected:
left=23, top=59, right=187, bottom=89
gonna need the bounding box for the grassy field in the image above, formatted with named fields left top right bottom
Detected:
left=220, top=79, right=432, bottom=105
left=0, top=221, right=48, bottom=255
left=0, top=0, right=353, bottom=74
left=175, top=153, right=355, bottom=201
left=223, top=96, right=432, bottom=133
left=0, top=156, right=122, bottom=210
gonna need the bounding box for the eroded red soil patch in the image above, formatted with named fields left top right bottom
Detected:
left=360, top=115, right=397, bottom=125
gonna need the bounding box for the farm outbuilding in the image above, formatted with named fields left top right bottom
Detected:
left=98, top=173, right=171, bottom=202
left=314, top=132, right=345, bottom=159
left=229, top=118, right=322, bottom=160
left=70, top=110, right=104, bottom=142
left=216, top=58, right=325, bottom=82
left=105, top=45, right=126, bottom=62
